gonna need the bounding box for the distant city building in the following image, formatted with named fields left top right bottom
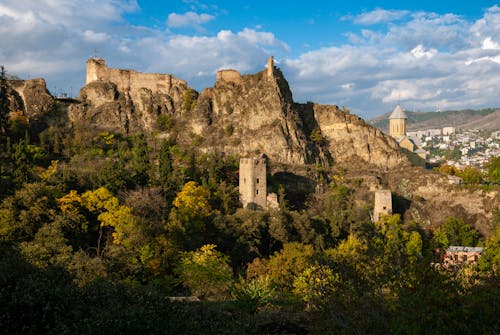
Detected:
left=442, top=127, right=455, bottom=135
left=388, top=105, right=427, bottom=160
left=389, top=104, right=407, bottom=138
left=442, top=246, right=483, bottom=267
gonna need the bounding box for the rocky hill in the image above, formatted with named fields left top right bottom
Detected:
left=369, top=108, right=500, bottom=132
left=64, top=58, right=410, bottom=170
left=4, top=59, right=498, bottom=236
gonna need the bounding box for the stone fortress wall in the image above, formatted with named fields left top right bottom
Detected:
left=215, top=69, right=242, bottom=85
left=216, top=56, right=275, bottom=85
left=86, top=58, right=187, bottom=94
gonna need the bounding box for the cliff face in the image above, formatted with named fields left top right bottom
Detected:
left=7, top=79, right=54, bottom=118
left=69, top=59, right=406, bottom=168
left=68, top=76, right=191, bottom=133
left=184, top=68, right=325, bottom=165
left=311, top=104, right=410, bottom=169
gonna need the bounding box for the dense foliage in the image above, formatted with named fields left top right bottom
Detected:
left=0, top=79, right=498, bottom=334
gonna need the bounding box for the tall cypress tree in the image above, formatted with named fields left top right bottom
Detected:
left=0, top=65, right=9, bottom=136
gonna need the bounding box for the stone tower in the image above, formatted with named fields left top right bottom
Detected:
left=86, top=57, right=106, bottom=84
left=373, top=190, right=392, bottom=222
left=389, top=104, right=407, bottom=138
left=239, top=156, right=267, bottom=210
left=266, top=56, right=274, bottom=79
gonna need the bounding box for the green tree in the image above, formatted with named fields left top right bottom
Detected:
left=293, top=264, right=340, bottom=309
left=183, top=88, right=197, bottom=112
left=158, top=139, right=177, bottom=201
left=129, top=133, right=150, bottom=187
left=486, top=156, right=500, bottom=184
left=176, top=244, right=233, bottom=299
left=11, top=140, right=30, bottom=186
left=0, top=65, right=9, bottom=136
left=247, top=242, right=314, bottom=292
left=432, top=217, right=479, bottom=248
left=459, top=166, right=484, bottom=184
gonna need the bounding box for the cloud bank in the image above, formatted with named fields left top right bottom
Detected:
left=1, top=1, right=499, bottom=118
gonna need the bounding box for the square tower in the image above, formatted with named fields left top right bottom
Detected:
left=373, top=190, right=392, bottom=222
left=239, top=156, right=267, bottom=210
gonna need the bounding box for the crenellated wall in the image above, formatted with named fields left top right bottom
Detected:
left=86, top=58, right=187, bottom=94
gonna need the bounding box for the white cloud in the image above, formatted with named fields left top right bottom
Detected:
left=482, top=37, right=500, bottom=50
left=82, top=30, right=110, bottom=43
left=1, top=1, right=500, bottom=118
left=167, top=11, right=214, bottom=28
left=353, top=8, right=410, bottom=25
left=282, top=6, right=500, bottom=117
left=411, top=45, right=437, bottom=59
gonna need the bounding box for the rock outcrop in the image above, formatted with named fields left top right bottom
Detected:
left=65, top=58, right=410, bottom=169
left=310, top=104, right=409, bottom=169
left=7, top=78, right=54, bottom=118
left=68, top=58, right=192, bottom=134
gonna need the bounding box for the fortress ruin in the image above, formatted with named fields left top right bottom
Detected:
left=216, top=56, right=275, bottom=85
left=239, top=155, right=279, bottom=210
left=86, top=58, right=187, bottom=94
left=239, top=156, right=268, bottom=210
left=373, top=189, right=392, bottom=222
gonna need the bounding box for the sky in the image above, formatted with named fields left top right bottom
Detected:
left=1, top=1, right=500, bottom=119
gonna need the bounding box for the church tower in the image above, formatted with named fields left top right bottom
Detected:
left=389, top=104, right=407, bottom=138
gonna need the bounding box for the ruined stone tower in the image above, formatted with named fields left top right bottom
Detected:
left=266, top=56, right=274, bottom=79
left=389, top=104, right=407, bottom=138
left=373, top=189, right=392, bottom=222
left=239, top=156, right=267, bottom=210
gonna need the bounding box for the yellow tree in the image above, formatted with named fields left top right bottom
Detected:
left=176, top=244, right=233, bottom=299
left=172, top=181, right=212, bottom=237
left=59, top=187, right=137, bottom=255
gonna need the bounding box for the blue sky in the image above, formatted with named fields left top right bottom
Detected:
left=1, top=1, right=500, bottom=118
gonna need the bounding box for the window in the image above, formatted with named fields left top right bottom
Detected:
left=256, top=178, right=259, bottom=184
left=256, top=190, right=259, bottom=195
left=243, top=178, right=246, bottom=184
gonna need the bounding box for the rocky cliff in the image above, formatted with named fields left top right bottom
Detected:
left=66, top=59, right=409, bottom=169
left=68, top=77, right=191, bottom=134
left=7, top=79, right=54, bottom=116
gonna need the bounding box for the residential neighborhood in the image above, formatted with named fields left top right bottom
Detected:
left=407, top=128, right=500, bottom=170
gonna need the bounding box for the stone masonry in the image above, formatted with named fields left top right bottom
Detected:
left=86, top=58, right=187, bottom=96
left=373, top=189, right=392, bottom=222
left=239, top=156, right=267, bottom=210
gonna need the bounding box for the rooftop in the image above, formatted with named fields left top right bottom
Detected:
left=389, top=104, right=407, bottom=119
left=447, top=246, right=483, bottom=253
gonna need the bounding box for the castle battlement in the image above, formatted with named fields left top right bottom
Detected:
left=85, top=58, right=187, bottom=94
left=216, top=69, right=242, bottom=85
left=216, top=56, right=275, bottom=85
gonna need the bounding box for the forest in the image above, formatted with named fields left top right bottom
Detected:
left=0, top=69, right=499, bottom=335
